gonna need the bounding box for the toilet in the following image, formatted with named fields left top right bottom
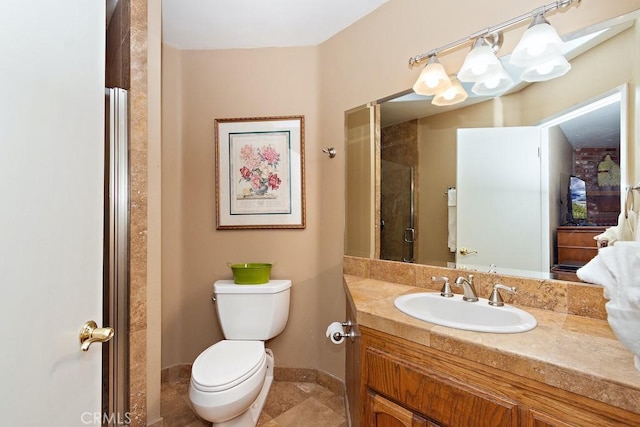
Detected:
left=189, top=279, right=291, bottom=426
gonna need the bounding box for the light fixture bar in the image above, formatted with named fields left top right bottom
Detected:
left=408, top=0, right=581, bottom=67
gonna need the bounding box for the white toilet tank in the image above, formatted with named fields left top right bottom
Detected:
left=214, top=279, right=291, bottom=340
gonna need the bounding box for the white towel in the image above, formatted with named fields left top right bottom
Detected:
left=447, top=188, right=457, bottom=207
left=448, top=206, right=456, bottom=253
left=594, top=211, right=638, bottom=245
left=579, top=242, right=640, bottom=308
left=627, top=288, right=640, bottom=308
left=598, top=242, right=640, bottom=309
left=446, top=188, right=457, bottom=252
left=577, top=254, right=615, bottom=300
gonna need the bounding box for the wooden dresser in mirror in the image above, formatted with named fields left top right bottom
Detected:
left=552, top=226, right=607, bottom=281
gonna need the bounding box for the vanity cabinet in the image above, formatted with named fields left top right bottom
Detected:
left=362, top=330, right=517, bottom=427
left=355, top=326, right=640, bottom=427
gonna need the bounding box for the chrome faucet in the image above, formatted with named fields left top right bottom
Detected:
left=488, top=284, right=516, bottom=306
left=454, top=274, right=478, bottom=302
left=432, top=276, right=454, bottom=298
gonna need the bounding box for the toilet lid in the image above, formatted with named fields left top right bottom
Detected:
left=191, top=340, right=265, bottom=393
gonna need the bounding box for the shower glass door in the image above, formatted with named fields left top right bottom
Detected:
left=380, top=160, right=415, bottom=262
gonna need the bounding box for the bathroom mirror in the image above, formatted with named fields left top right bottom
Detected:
left=345, top=8, right=639, bottom=282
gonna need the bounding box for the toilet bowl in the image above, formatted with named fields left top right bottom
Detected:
left=189, top=280, right=291, bottom=426
left=189, top=340, right=271, bottom=425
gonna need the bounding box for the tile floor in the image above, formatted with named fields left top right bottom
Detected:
left=161, top=377, right=348, bottom=427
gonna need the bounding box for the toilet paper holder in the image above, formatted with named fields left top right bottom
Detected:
left=332, top=320, right=358, bottom=342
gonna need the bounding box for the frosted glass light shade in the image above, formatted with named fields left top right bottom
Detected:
left=458, top=38, right=504, bottom=83
left=471, top=69, right=514, bottom=96
left=413, top=56, right=452, bottom=96
left=510, top=15, right=564, bottom=68
left=520, top=55, right=571, bottom=82
left=432, top=77, right=468, bottom=106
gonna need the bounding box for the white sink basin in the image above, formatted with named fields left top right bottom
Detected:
left=394, top=292, right=537, bottom=333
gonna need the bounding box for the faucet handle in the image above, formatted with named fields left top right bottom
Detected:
left=432, top=276, right=454, bottom=298
left=488, top=284, right=516, bottom=306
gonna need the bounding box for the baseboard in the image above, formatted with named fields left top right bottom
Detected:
left=160, top=363, right=191, bottom=383
left=162, top=363, right=345, bottom=397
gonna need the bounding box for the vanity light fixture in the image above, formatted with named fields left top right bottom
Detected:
left=457, top=37, right=505, bottom=83
left=412, top=55, right=453, bottom=96
left=408, top=0, right=582, bottom=104
left=510, top=14, right=564, bottom=65
left=518, top=52, right=571, bottom=82
left=510, top=13, right=571, bottom=82
left=471, top=69, right=514, bottom=96
left=432, top=76, right=468, bottom=106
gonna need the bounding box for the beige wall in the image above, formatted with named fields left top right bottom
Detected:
left=161, top=0, right=640, bottom=382
left=161, top=44, right=185, bottom=373
left=161, top=46, right=347, bottom=377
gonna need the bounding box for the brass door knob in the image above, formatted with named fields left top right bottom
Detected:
left=80, top=320, right=114, bottom=351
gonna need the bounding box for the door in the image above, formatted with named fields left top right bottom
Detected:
left=0, top=1, right=108, bottom=425
left=456, top=127, right=543, bottom=274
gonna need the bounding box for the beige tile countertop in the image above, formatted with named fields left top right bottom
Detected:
left=344, top=274, right=640, bottom=415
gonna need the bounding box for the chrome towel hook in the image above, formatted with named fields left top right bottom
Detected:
left=322, top=147, right=337, bottom=158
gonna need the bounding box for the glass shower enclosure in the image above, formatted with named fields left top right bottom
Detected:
left=380, top=161, right=416, bottom=262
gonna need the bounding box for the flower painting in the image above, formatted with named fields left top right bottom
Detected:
left=215, top=116, right=305, bottom=229
left=237, top=143, right=282, bottom=199
left=229, top=131, right=290, bottom=215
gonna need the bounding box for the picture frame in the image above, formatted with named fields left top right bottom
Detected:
left=215, top=115, right=306, bottom=229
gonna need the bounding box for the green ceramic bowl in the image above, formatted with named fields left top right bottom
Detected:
left=227, top=263, right=272, bottom=284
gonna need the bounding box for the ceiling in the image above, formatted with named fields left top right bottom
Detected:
left=556, top=99, right=621, bottom=149
left=161, top=0, right=390, bottom=50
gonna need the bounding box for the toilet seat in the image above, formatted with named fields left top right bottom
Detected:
left=191, top=340, right=265, bottom=393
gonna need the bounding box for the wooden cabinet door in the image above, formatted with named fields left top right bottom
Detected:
left=365, top=348, right=518, bottom=427
left=525, top=408, right=581, bottom=427
left=367, top=392, right=434, bottom=427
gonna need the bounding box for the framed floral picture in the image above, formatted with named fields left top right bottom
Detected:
left=215, top=116, right=306, bottom=229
